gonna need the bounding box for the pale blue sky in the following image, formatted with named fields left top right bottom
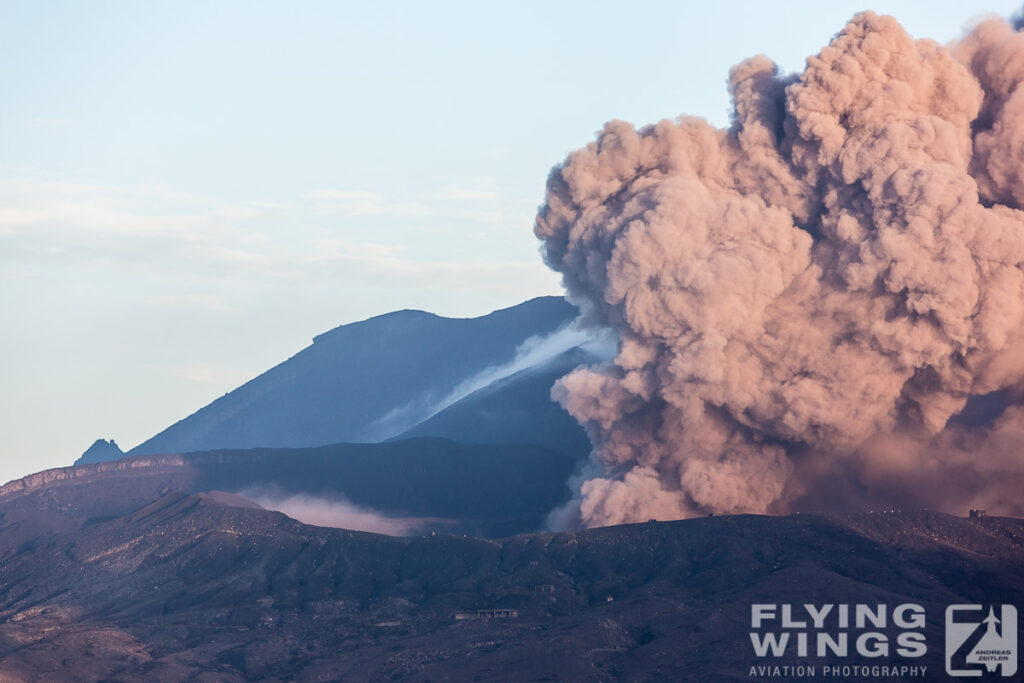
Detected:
left=1, top=0, right=1019, bottom=485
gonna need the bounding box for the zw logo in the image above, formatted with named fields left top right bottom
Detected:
left=946, top=605, right=1017, bottom=677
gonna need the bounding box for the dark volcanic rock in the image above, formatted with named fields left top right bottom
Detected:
left=0, top=488, right=1021, bottom=682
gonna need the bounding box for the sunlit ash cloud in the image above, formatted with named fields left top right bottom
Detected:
left=536, top=12, right=1024, bottom=526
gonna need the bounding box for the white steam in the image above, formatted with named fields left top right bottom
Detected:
left=361, top=322, right=614, bottom=440
left=241, top=488, right=424, bottom=536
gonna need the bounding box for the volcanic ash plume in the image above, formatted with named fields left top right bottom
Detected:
left=535, top=12, right=1024, bottom=526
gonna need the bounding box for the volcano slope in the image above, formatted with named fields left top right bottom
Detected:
left=0, top=479, right=1021, bottom=681
left=96, top=296, right=584, bottom=461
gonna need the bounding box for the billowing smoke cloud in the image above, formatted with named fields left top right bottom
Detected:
left=535, top=11, right=1024, bottom=526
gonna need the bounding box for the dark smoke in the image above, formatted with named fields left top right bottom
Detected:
left=535, top=11, right=1024, bottom=526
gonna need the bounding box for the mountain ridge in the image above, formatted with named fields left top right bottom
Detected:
left=18, top=438, right=578, bottom=537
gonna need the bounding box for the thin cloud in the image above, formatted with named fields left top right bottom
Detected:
left=306, top=188, right=434, bottom=217
left=427, top=184, right=499, bottom=202
left=305, top=189, right=385, bottom=203
left=145, top=294, right=234, bottom=311
left=0, top=175, right=559, bottom=297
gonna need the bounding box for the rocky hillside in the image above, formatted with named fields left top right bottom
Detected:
left=0, top=485, right=1020, bottom=681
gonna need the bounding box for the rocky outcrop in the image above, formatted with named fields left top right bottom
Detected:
left=77, top=438, right=125, bottom=465
left=0, top=454, right=187, bottom=502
